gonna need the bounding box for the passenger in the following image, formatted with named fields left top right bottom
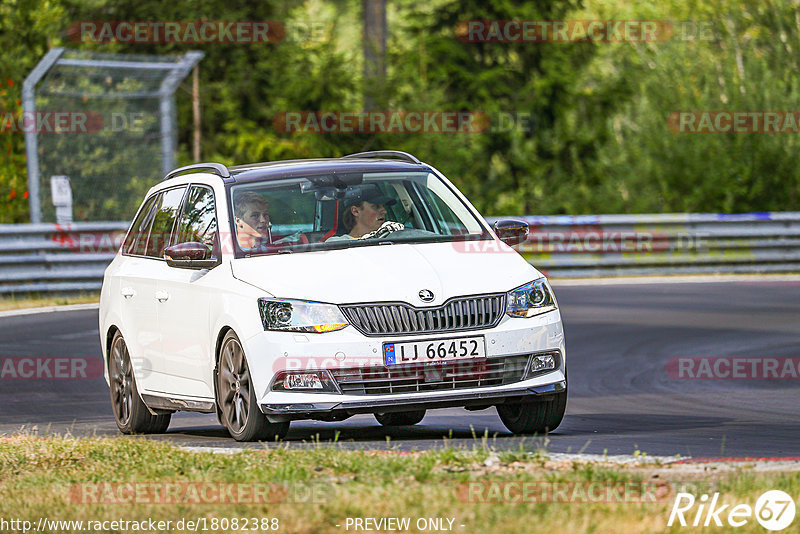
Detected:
left=328, top=186, right=403, bottom=241
left=233, top=192, right=271, bottom=251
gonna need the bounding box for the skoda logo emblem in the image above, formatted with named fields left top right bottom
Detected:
left=418, top=289, right=435, bottom=303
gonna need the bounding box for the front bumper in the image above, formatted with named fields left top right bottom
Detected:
left=260, top=377, right=566, bottom=422
left=245, top=308, right=566, bottom=422
left=246, top=307, right=564, bottom=390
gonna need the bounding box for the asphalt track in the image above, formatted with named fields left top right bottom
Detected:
left=1, top=279, right=799, bottom=458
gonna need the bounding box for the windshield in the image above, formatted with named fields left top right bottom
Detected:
left=227, top=171, right=490, bottom=256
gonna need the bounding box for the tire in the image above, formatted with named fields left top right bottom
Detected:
left=496, top=390, right=567, bottom=435
left=375, top=410, right=426, bottom=426
left=216, top=331, right=289, bottom=442
left=108, top=331, right=171, bottom=434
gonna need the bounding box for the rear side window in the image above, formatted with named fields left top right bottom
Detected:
left=144, top=187, right=188, bottom=258
left=123, top=195, right=158, bottom=256
left=176, top=186, right=218, bottom=254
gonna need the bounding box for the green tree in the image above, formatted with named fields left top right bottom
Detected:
left=0, top=0, right=65, bottom=222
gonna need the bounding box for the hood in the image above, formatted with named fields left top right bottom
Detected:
left=231, top=240, right=541, bottom=305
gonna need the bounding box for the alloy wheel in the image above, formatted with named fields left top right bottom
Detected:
left=219, top=337, right=251, bottom=434
left=110, top=336, right=133, bottom=426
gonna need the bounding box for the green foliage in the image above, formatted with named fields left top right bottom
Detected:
left=582, top=0, right=800, bottom=213
left=385, top=0, right=624, bottom=215
left=0, top=0, right=67, bottom=222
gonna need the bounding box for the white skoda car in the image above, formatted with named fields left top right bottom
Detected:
left=99, top=151, right=567, bottom=441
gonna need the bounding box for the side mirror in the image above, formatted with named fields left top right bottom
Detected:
left=493, top=219, right=529, bottom=246
left=164, top=242, right=220, bottom=270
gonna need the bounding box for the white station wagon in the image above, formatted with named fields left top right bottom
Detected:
left=99, top=151, right=567, bottom=441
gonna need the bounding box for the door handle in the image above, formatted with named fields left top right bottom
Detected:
left=121, top=287, right=135, bottom=299
left=155, top=290, right=170, bottom=303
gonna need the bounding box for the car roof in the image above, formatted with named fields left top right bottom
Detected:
left=148, top=155, right=434, bottom=197
left=228, top=157, right=432, bottom=183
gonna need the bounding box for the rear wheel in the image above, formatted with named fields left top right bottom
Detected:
left=496, top=390, right=567, bottom=435
left=108, top=331, right=171, bottom=434
left=217, top=331, right=289, bottom=442
left=375, top=410, right=426, bottom=426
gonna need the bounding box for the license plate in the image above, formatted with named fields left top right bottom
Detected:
left=383, top=336, right=486, bottom=365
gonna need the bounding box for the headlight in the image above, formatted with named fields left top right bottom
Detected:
left=258, top=298, right=349, bottom=333
left=506, top=278, right=557, bottom=318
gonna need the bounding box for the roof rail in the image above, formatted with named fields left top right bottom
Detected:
left=340, top=150, right=421, bottom=164
left=164, top=162, right=231, bottom=181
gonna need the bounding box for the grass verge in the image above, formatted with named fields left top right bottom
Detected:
left=0, top=293, right=100, bottom=312
left=0, top=435, right=798, bottom=533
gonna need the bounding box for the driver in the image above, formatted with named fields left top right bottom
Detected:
left=328, top=185, right=403, bottom=241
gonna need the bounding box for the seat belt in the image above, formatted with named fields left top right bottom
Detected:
left=320, top=200, right=339, bottom=242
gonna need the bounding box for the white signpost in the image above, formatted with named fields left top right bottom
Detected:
left=50, top=175, right=73, bottom=224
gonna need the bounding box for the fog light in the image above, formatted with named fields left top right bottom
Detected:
left=271, top=370, right=339, bottom=393
left=285, top=373, right=323, bottom=390
left=529, top=353, right=556, bottom=374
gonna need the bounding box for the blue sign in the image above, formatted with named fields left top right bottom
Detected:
left=383, top=343, right=396, bottom=365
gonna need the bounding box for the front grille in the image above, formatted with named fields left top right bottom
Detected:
left=340, top=294, right=506, bottom=336
left=330, top=354, right=530, bottom=395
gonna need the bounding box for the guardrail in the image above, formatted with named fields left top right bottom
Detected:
left=486, top=212, right=800, bottom=277
left=0, top=222, right=128, bottom=294
left=1, top=212, right=799, bottom=294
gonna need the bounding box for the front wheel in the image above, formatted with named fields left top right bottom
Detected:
left=496, top=390, right=567, bottom=435
left=108, top=331, right=171, bottom=434
left=375, top=410, right=426, bottom=426
left=216, top=331, right=289, bottom=442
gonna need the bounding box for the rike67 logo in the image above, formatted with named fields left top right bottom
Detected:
left=668, top=490, right=796, bottom=531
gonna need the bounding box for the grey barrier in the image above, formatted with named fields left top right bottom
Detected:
left=0, top=212, right=799, bottom=294
left=485, top=211, right=800, bottom=277
left=0, top=222, right=128, bottom=294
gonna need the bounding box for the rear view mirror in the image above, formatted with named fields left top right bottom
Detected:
left=493, top=219, right=529, bottom=246
left=164, top=242, right=220, bottom=270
